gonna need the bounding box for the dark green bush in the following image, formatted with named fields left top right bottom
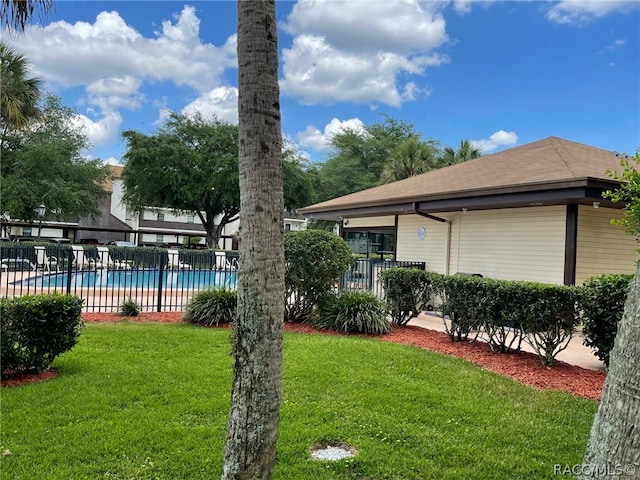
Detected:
left=1, top=293, right=84, bottom=377
left=580, top=274, right=633, bottom=367
left=284, top=230, right=353, bottom=322
left=120, top=297, right=141, bottom=316
left=516, top=282, right=580, bottom=366
left=316, top=291, right=391, bottom=334
left=379, top=268, right=433, bottom=326
left=434, top=274, right=577, bottom=364
left=439, top=274, right=484, bottom=342
left=479, top=280, right=524, bottom=353
left=184, top=288, right=237, bottom=326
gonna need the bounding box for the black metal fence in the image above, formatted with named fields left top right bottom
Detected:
left=0, top=244, right=238, bottom=312
left=1, top=244, right=424, bottom=312
left=339, top=258, right=426, bottom=297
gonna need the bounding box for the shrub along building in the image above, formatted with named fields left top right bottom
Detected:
left=298, top=136, right=638, bottom=285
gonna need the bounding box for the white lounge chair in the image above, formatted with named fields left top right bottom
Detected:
left=167, top=249, right=191, bottom=270
left=71, top=245, right=103, bottom=270
left=214, top=251, right=237, bottom=270
left=96, top=246, right=131, bottom=270
left=34, top=246, right=59, bottom=272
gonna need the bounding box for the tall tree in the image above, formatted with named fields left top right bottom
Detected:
left=222, top=1, right=284, bottom=479
left=581, top=151, right=640, bottom=478
left=316, top=116, right=421, bottom=201
left=282, top=146, right=317, bottom=210
left=581, top=264, right=640, bottom=478
left=0, top=94, right=110, bottom=222
left=603, top=151, right=640, bottom=241
left=122, top=113, right=315, bottom=248
left=121, top=113, right=240, bottom=248
left=0, top=41, right=42, bottom=132
left=381, top=136, right=440, bottom=183
left=1, top=0, right=53, bottom=31
left=439, top=139, right=482, bottom=167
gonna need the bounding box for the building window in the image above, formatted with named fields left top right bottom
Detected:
left=187, top=214, right=194, bottom=223
left=157, top=212, right=165, bottom=221
left=156, top=234, right=164, bottom=243
left=285, top=223, right=291, bottom=232
left=23, top=227, right=32, bottom=237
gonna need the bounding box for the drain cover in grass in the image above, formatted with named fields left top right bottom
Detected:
left=310, top=444, right=355, bottom=461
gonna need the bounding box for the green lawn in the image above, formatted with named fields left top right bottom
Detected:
left=1, top=322, right=597, bottom=479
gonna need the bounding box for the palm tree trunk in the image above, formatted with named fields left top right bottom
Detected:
left=222, top=1, right=284, bottom=479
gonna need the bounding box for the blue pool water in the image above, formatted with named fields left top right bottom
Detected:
left=24, top=269, right=237, bottom=290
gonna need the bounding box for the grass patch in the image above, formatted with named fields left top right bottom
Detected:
left=1, top=322, right=597, bottom=479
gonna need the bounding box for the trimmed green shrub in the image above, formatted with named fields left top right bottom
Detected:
left=316, top=291, right=391, bottom=334
left=184, top=288, right=237, bottom=326
left=479, top=280, right=524, bottom=353
left=379, top=268, right=433, bottom=326
left=284, top=230, right=353, bottom=322
left=517, top=282, right=580, bottom=366
left=120, top=297, right=141, bottom=316
left=580, top=274, right=633, bottom=367
left=1, top=293, right=84, bottom=377
left=439, top=274, right=484, bottom=342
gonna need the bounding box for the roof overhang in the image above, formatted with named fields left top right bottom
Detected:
left=299, top=178, right=622, bottom=220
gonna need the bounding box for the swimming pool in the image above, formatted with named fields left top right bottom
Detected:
left=23, top=269, right=237, bottom=290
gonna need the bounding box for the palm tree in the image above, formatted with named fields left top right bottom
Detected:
left=440, top=139, right=482, bottom=167
left=1, top=0, right=53, bottom=31
left=381, top=137, right=440, bottom=183
left=0, top=41, right=42, bottom=131
left=222, top=1, right=284, bottom=478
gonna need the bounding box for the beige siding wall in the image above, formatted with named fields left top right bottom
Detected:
left=456, top=206, right=566, bottom=283
left=575, top=206, right=638, bottom=284
left=344, top=216, right=395, bottom=228
left=396, top=214, right=455, bottom=273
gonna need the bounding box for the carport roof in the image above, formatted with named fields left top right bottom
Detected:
left=298, top=136, right=633, bottom=219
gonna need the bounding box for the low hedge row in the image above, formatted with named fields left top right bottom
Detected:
left=380, top=268, right=632, bottom=366
left=1, top=294, right=84, bottom=377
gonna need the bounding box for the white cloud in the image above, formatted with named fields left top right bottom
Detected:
left=453, top=0, right=474, bottom=14
left=471, top=130, right=518, bottom=153
left=297, top=117, right=366, bottom=151
left=3, top=5, right=237, bottom=151
left=546, top=1, right=639, bottom=25
left=599, top=38, right=627, bottom=54
left=12, top=6, right=236, bottom=93
left=280, top=0, right=449, bottom=106
left=181, top=87, right=239, bottom=124
left=71, top=110, right=123, bottom=149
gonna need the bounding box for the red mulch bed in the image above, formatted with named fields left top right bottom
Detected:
left=3, top=312, right=606, bottom=400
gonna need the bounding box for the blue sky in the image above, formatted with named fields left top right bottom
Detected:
left=4, top=0, right=639, bottom=163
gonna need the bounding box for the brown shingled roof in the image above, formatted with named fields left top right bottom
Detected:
left=299, top=136, right=632, bottom=216
left=103, top=165, right=123, bottom=193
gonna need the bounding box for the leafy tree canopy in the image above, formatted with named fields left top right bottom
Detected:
left=1, top=0, right=53, bottom=31
left=1, top=94, right=110, bottom=222
left=439, top=139, right=482, bottom=167
left=122, top=112, right=317, bottom=247
left=1, top=41, right=42, bottom=131
left=381, top=136, right=441, bottom=183
left=604, top=150, right=640, bottom=242
left=122, top=112, right=239, bottom=248
left=314, top=115, right=438, bottom=201
left=282, top=143, right=317, bottom=211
